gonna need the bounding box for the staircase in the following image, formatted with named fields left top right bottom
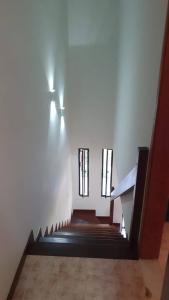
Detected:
left=27, top=220, right=137, bottom=260
left=26, top=148, right=149, bottom=260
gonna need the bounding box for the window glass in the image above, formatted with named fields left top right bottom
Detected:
left=101, top=149, right=113, bottom=197
left=79, top=148, right=89, bottom=197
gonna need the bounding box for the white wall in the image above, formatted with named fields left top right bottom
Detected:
left=67, top=0, right=122, bottom=217
left=0, top=1, right=72, bottom=299
left=1, top=1, right=168, bottom=297
left=68, top=0, right=168, bottom=231
left=113, top=0, right=168, bottom=234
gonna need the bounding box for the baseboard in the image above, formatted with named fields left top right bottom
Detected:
left=7, top=231, right=34, bottom=300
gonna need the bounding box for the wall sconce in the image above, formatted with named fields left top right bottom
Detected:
left=49, top=89, right=65, bottom=116
left=49, top=89, right=55, bottom=97
left=59, top=105, right=65, bottom=116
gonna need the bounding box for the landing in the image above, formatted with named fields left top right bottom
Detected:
left=12, top=255, right=162, bottom=300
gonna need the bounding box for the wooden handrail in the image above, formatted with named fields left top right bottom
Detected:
left=110, top=147, right=149, bottom=251
left=130, top=147, right=149, bottom=246
left=111, top=166, right=137, bottom=200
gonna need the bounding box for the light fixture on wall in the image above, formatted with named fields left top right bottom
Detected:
left=49, top=88, right=55, bottom=94
left=59, top=89, right=65, bottom=113
left=49, top=89, right=57, bottom=123
left=59, top=105, right=65, bottom=117
left=60, top=115, right=65, bottom=131
left=50, top=100, right=57, bottom=123
left=59, top=88, right=65, bottom=132
left=49, top=89, right=65, bottom=117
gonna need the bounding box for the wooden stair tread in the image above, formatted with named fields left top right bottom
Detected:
left=39, top=236, right=128, bottom=245
left=60, top=229, right=119, bottom=233
left=51, top=232, right=123, bottom=238
left=69, top=224, right=115, bottom=228
left=60, top=230, right=120, bottom=235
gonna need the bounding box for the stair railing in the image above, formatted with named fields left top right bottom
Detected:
left=110, top=147, right=149, bottom=249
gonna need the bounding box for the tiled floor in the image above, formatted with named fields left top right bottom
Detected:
left=12, top=223, right=169, bottom=300
left=13, top=256, right=150, bottom=300
left=12, top=255, right=164, bottom=300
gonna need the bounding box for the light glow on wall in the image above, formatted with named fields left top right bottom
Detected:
left=60, top=115, right=65, bottom=131
left=59, top=88, right=65, bottom=110
left=50, top=100, right=57, bottom=123
left=48, top=74, right=55, bottom=93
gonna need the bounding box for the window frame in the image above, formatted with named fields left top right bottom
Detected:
left=78, top=148, right=89, bottom=197
left=101, top=148, right=113, bottom=197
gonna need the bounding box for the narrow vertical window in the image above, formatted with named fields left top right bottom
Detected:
left=101, top=149, right=113, bottom=197
left=79, top=148, right=89, bottom=197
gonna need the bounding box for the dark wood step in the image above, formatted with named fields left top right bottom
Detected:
left=60, top=228, right=120, bottom=232
left=52, top=230, right=122, bottom=237
left=27, top=241, right=137, bottom=260
left=60, top=228, right=119, bottom=233
left=51, top=232, right=125, bottom=240
left=58, top=231, right=120, bottom=236
left=67, top=225, right=116, bottom=228
left=40, top=237, right=128, bottom=245
left=26, top=216, right=137, bottom=260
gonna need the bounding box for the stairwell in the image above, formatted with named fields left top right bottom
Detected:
left=27, top=147, right=149, bottom=261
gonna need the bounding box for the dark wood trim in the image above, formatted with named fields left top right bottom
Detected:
left=110, top=200, right=114, bottom=223
left=111, top=166, right=137, bottom=201
left=7, top=231, right=34, bottom=300
left=55, top=223, right=58, bottom=232
left=139, top=4, right=169, bottom=258
left=130, top=147, right=149, bottom=247
left=36, top=228, right=42, bottom=242
left=161, top=256, right=169, bottom=299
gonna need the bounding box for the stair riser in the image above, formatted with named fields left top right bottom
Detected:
left=27, top=243, right=137, bottom=259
